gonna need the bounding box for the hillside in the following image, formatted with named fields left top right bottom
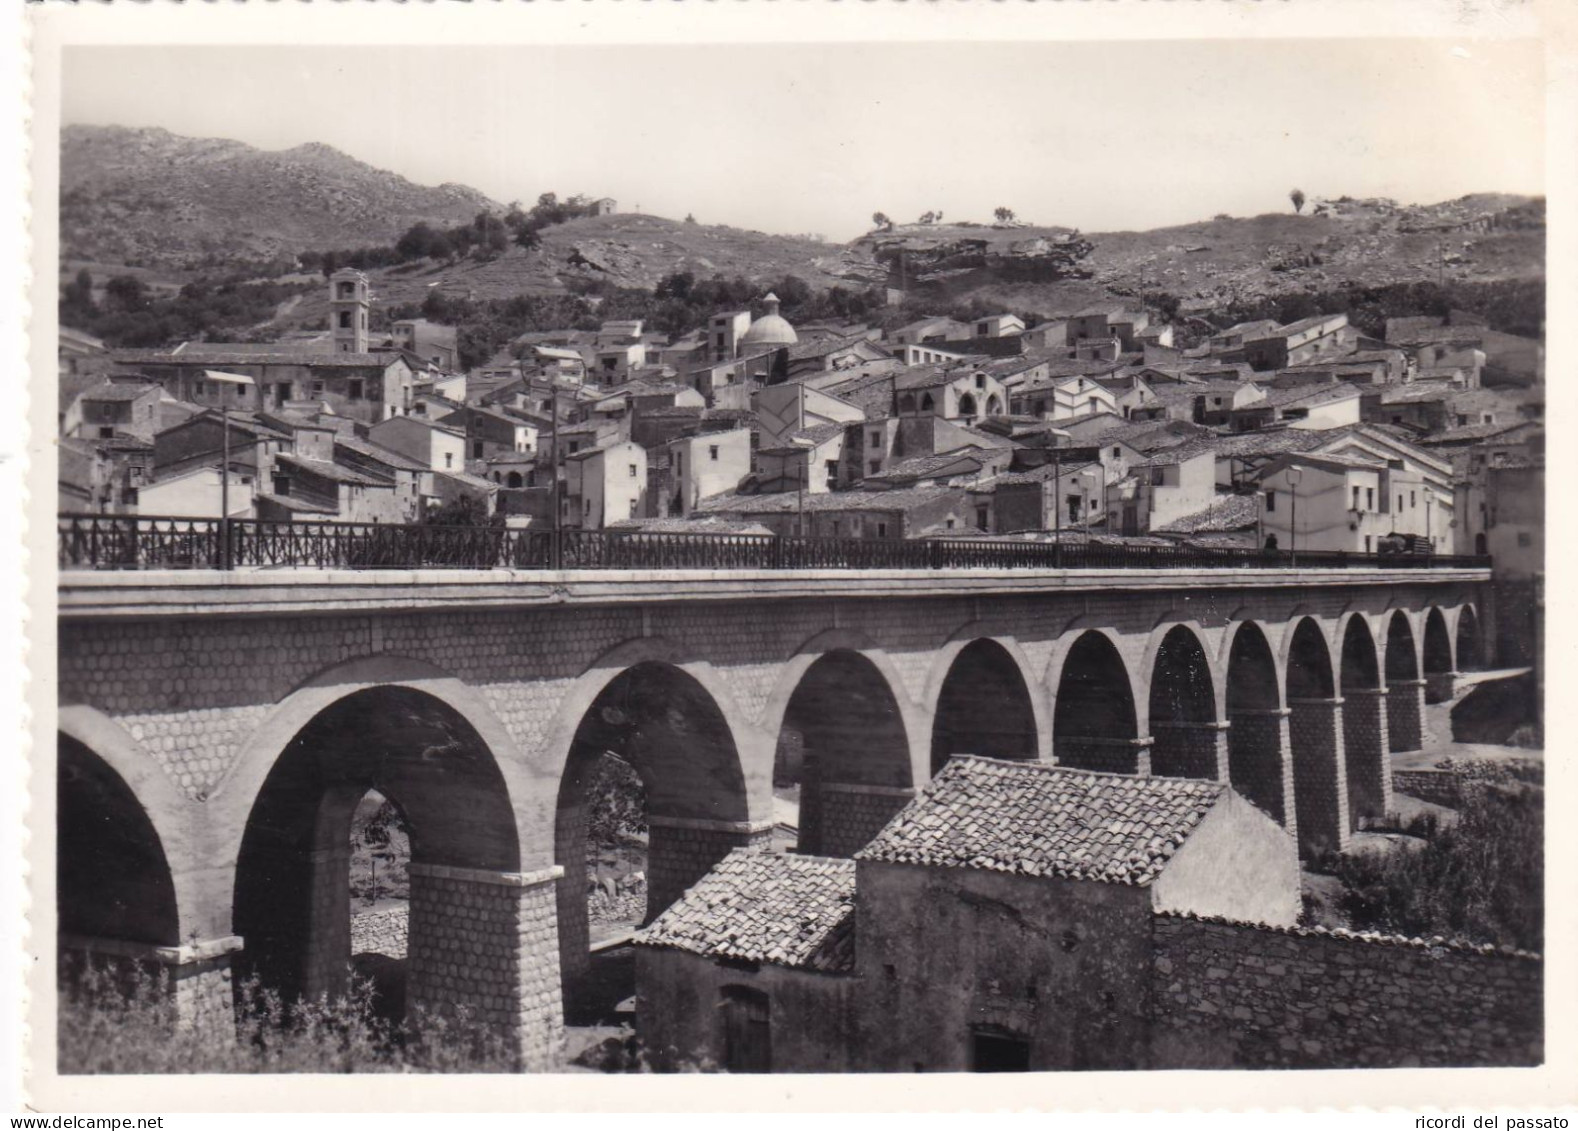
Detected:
left=851, top=194, right=1545, bottom=318
left=60, top=124, right=503, bottom=271
left=283, top=212, right=887, bottom=329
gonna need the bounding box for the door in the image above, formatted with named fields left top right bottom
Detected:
left=720, top=986, right=771, bottom=1073
left=971, top=1026, right=1031, bottom=1072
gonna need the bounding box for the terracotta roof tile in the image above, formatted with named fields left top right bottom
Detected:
left=632, top=849, right=856, bottom=973
left=855, top=756, right=1225, bottom=886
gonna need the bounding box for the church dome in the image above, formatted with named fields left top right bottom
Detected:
left=739, top=293, right=798, bottom=347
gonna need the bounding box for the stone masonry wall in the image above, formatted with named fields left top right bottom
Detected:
left=1226, top=710, right=1292, bottom=835
left=1341, top=688, right=1391, bottom=824
left=1392, top=768, right=1463, bottom=808
left=405, top=864, right=564, bottom=1070
left=1388, top=679, right=1426, bottom=753
left=1149, top=913, right=1542, bottom=1069
left=1288, top=699, right=1348, bottom=855
left=817, top=785, right=912, bottom=859
left=350, top=905, right=409, bottom=960
left=1150, top=724, right=1227, bottom=781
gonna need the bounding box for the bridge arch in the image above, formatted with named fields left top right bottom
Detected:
left=231, top=682, right=523, bottom=1033
left=1146, top=624, right=1223, bottom=780
left=1222, top=621, right=1289, bottom=828
left=927, top=636, right=1043, bottom=775
left=1338, top=614, right=1389, bottom=826
left=1285, top=616, right=1347, bottom=858
left=57, top=731, right=182, bottom=952
left=1455, top=604, right=1482, bottom=672
left=550, top=650, right=758, bottom=1016
left=1385, top=611, right=1425, bottom=754
left=771, top=647, right=914, bottom=858
left=1423, top=607, right=1455, bottom=703
left=1051, top=629, right=1142, bottom=774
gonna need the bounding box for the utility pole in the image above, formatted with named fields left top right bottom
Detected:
left=550, top=380, right=562, bottom=569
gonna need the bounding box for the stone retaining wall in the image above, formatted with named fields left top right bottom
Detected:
left=1150, top=913, right=1542, bottom=1068
left=1392, top=768, right=1462, bottom=808
left=351, top=905, right=409, bottom=960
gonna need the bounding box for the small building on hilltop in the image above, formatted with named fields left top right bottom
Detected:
left=635, top=757, right=1301, bottom=1073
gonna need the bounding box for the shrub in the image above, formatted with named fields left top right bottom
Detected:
left=58, top=960, right=516, bottom=1074
left=1327, top=781, right=1542, bottom=951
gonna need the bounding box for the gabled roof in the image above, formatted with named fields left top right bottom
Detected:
left=632, top=850, right=856, bottom=973
left=273, top=453, right=391, bottom=487
left=77, top=380, right=160, bottom=403
left=333, top=434, right=430, bottom=472
left=113, top=348, right=400, bottom=368
left=855, top=756, right=1226, bottom=886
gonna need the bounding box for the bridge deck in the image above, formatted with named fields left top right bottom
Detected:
left=57, top=564, right=1492, bottom=618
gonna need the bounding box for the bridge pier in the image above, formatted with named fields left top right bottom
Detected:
left=1289, top=696, right=1351, bottom=857
left=1387, top=678, right=1427, bottom=753
left=406, top=862, right=564, bottom=1070
left=1054, top=735, right=1153, bottom=776
left=60, top=934, right=242, bottom=1030
left=646, top=817, right=772, bottom=920
left=818, top=783, right=915, bottom=858
left=1425, top=670, right=1461, bottom=705
left=1150, top=721, right=1230, bottom=781
left=1225, top=707, right=1295, bottom=838
left=1342, top=687, right=1393, bottom=826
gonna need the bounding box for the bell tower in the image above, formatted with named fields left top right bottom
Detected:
left=329, top=268, right=370, bottom=353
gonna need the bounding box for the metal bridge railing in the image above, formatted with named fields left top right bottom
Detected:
left=56, top=513, right=1494, bottom=574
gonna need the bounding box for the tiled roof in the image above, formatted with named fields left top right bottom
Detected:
left=253, top=491, right=338, bottom=515
left=1418, top=422, right=1539, bottom=444
left=333, top=435, right=430, bottom=472
left=865, top=448, right=991, bottom=483
left=77, top=380, right=159, bottom=403
left=697, top=484, right=957, bottom=516
left=274, top=454, right=391, bottom=487
left=1156, top=493, right=1259, bottom=534
left=112, top=348, right=397, bottom=367
left=994, top=460, right=1099, bottom=485
left=632, top=849, right=856, bottom=973
left=856, top=756, right=1225, bottom=886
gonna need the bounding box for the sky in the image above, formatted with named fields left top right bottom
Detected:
left=61, top=39, right=1545, bottom=241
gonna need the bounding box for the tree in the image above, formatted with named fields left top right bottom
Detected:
left=872, top=211, right=890, bottom=230
left=684, top=213, right=697, bottom=225
left=1290, top=188, right=1306, bottom=214
left=918, top=211, right=937, bottom=225
left=994, top=207, right=1016, bottom=223
left=103, top=275, right=149, bottom=314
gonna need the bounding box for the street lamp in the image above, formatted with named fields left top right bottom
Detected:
left=205, top=370, right=256, bottom=570
left=1286, top=465, right=1303, bottom=568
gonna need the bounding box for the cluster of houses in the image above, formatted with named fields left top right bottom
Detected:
left=59, top=267, right=1543, bottom=576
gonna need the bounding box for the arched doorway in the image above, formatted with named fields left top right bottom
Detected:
left=1225, top=623, right=1289, bottom=827
left=1286, top=618, right=1348, bottom=857
left=1148, top=627, right=1222, bottom=779
left=1339, top=618, right=1389, bottom=826
left=1423, top=607, right=1456, bottom=703
left=776, top=650, right=911, bottom=858
left=930, top=640, right=1039, bottom=775
left=957, top=393, right=978, bottom=419
left=555, top=662, right=750, bottom=1015
left=1456, top=607, right=1482, bottom=672
left=1385, top=613, right=1424, bottom=753
left=1053, top=632, right=1140, bottom=773
left=233, top=686, right=520, bottom=1031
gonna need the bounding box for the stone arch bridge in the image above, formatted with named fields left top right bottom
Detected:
left=53, top=563, right=1489, bottom=1067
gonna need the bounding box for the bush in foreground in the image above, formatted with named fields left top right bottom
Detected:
left=58, top=961, right=515, bottom=1074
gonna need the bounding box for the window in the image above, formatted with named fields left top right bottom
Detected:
left=628, top=463, right=638, bottom=478
left=1066, top=495, right=1082, bottom=523
left=1398, top=494, right=1404, bottom=512
left=338, top=311, right=352, bottom=329
left=1457, top=414, right=1469, bottom=427
left=97, top=426, right=114, bottom=439
left=1112, top=447, right=1121, bottom=458
left=1364, top=535, right=1372, bottom=553
left=1366, top=487, right=1375, bottom=510
left=273, top=474, right=291, bottom=497
left=1265, top=489, right=1276, bottom=512
left=946, top=518, right=957, bottom=530
left=868, top=460, right=881, bottom=475
left=629, top=498, right=639, bottom=519
left=1410, top=491, right=1417, bottom=508
left=975, top=507, right=989, bottom=529
left=444, top=452, right=453, bottom=469
left=876, top=522, right=887, bottom=538
left=1352, top=485, right=1362, bottom=510
left=473, top=440, right=485, bottom=459
left=348, top=379, right=364, bottom=400
left=1518, top=532, right=1532, bottom=548
left=311, top=381, right=324, bottom=396
left=709, top=445, right=719, bottom=461
left=869, top=432, right=881, bottom=449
